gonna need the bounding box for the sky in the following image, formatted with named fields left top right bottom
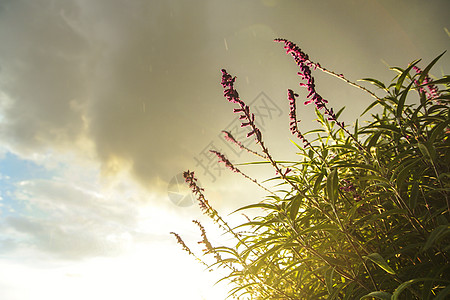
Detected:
left=0, top=0, right=449, bottom=299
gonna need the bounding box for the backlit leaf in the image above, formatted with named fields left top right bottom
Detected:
left=422, top=225, right=450, bottom=251
left=394, top=59, right=420, bottom=95
left=289, top=194, right=302, bottom=220
left=327, top=169, right=339, bottom=204
left=360, top=291, right=392, bottom=300
left=359, top=78, right=387, bottom=90
left=363, top=253, right=396, bottom=274
left=392, top=278, right=450, bottom=300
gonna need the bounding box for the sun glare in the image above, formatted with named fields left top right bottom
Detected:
left=0, top=244, right=228, bottom=300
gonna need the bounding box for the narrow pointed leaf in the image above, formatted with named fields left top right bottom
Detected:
left=408, top=181, right=419, bottom=209
left=360, top=291, right=392, bottom=300
left=289, top=194, right=302, bottom=220
left=327, top=169, right=339, bottom=204
left=363, top=253, right=396, bottom=274
left=395, top=60, right=420, bottom=95
left=298, top=224, right=340, bottom=236
left=359, top=78, right=387, bottom=90
left=231, top=203, right=279, bottom=214
left=419, top=76, right=450, bottom=86
left=417, top=142, right=436, bottom=161
left=416, top=51, right=446, bottom=85
left=325, top=267, right=335, bottom=294
left=361, top=99, right=382, bottom=116
left=435, top=284, right=450, bottom=300
left=392, top=278, right=449, bottom=300
left=313, top=173, right=325, bottom=194
left=336, top=106, right=345, bottom=119
left=422, top=225, right=450, bottom=251
left=396, top=81, right=413, bottom=117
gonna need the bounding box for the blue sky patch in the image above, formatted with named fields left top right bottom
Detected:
left=0, top=152, right=54, bottom=217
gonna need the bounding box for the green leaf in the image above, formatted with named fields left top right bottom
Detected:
left=421, top=265, right=450, bottom=299
left=360, top=291, right=392, bottom=300
left=416, top=51, right=446, bottom=85
left=343, top=282, right=358, bottom=300
left=251, top=244, right=284, bottom=272
left=408, top=181, right=419, bottom=209
left=357, top=175, right=390, bottom=184
left=418, top=76, right=450, bottom=87
left=422, top=225, right=450, bottom=251
left=325, top=267, right=335, bottom=295
left=394, top=59, right=420, bottom=95
left=289, top=194, right=302, bottom=220
left=395, top=158, right=421, bottom=188
left=316, top=107, right=326, bottom=124
left=324, top=255, right=348, bottom=266
left=361, top=99, right=383, bottom=116
left=336, top=106, right=345, bottom=119
left=411, top=97, right=431, bottom=120
left=298, top=224, right=340, bottom=236
left=435, top=284, right=450, bottom=300
left=359, top=78, right=387, bottom=90
left=228, top=282, right=261, bottom=298
left=373, top=124, right=401, bottom=133
left=429, top=119, right=450, bottom=144
left=392, top=278, right=450, bottom=300
left=313, top=172, right=325, bottom=194
left=329, top=282, right=346, bottom=300
left=366, top=209, right=407, bottom=224
left=396, top=81, right=414, bottom=118
left=366, top=131, right=382, bottom=148
left=417, top=142, right=437, bottom=161
left=231, top=203, right=280, bottom=214
left=327, top=169, right=339, bottom=204
left=363, top=253, right=396, bottom=275
left=333, top=162, right=380, bottom=173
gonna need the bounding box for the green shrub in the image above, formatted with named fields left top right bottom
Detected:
left=172, top=39, right=450, bottom=299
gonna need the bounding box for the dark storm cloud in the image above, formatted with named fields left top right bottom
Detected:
left=0, top=0, right=214, bottom=186
left=0, top=0, right=448, bottom=194
left=0, top=0, right=89, bottom=152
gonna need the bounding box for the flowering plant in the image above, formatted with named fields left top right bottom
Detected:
left=172, top=39, right=450, bottom=299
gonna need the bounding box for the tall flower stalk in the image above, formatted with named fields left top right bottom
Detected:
left=221, top=68, right=302, bottom=190
left=274, top=38, right=383, bottom=103
left=172, top=39, right=450, bottom=299
left=275, top=38, right=368, bottom=152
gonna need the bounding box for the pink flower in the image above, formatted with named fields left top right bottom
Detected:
left=287, top=89, right=310, bottom=146
left=412, top=66, right=439, bottom=100
left=220, top=69, right=263, bottom=144
left=276, top=39, right=340, bottom=125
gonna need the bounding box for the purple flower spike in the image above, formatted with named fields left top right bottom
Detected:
left=220, top=69, right=264, bottom=144
left=276, top=39, right=344, bottom=128
left=412, top=66, right=439, bottom=100
left=275, top=39, right=328, bottom=112
left=287, top=89, right=310, bottom=147
left=210, top=150, right=240, bottom=174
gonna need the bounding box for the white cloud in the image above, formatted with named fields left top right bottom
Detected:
left=0, top=156, right=133, bottom=259
left=0, top=148, right=232, bottom=298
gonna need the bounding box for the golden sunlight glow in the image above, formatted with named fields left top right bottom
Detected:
left=0, top=244, right=228, bottom=300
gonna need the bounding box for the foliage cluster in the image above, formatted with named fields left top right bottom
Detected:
left=172, top=39, right=450, bottom=299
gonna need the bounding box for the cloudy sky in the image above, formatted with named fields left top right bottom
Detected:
left=0, top=0, right=449, bottom=299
